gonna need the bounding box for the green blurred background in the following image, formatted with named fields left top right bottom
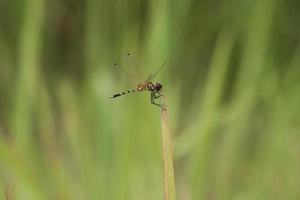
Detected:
left=1, top=0, right=300, bottom=199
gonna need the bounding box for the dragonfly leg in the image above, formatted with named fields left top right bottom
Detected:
left=150, top=92, right=166, bottom=109
left=153, top=92, right=163, bottom=99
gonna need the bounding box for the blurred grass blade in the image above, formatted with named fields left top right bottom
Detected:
left=175, top=30, right=235, bottom=159
left=161, top=96, right=176, bottom=200
left=11, top=0, right=46, bottom=146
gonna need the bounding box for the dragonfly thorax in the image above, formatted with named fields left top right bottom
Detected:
left=146, top=82, right=162, bottom=92
left=136, top=81, right=162, bottom=93
left=136, top=82, right=147, bottom=91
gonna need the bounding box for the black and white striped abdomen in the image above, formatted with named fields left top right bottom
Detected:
left=109, top=89, right=137, bottom=98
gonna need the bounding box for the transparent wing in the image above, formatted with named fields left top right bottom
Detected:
left=147, top=62, right=167, bottom=81
left=111, top=52, right=141, bottom=89
left=121, top=52, right=141, bottom=83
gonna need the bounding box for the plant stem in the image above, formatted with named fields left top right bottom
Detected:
left=161, top=96, right=176, bottom=200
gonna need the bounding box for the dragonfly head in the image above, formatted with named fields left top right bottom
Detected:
left=154, top=83, right=162, bottom=92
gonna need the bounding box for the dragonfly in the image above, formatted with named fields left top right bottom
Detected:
left=110, top=53, right=167, bottom=110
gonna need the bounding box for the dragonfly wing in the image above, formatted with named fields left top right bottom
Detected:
left=147, top=62, right=166, bottom=81
left=112, top=52, right=140, bottom=87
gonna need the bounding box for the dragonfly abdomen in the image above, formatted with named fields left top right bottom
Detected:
left=109, top=89, right=137, bottom=98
